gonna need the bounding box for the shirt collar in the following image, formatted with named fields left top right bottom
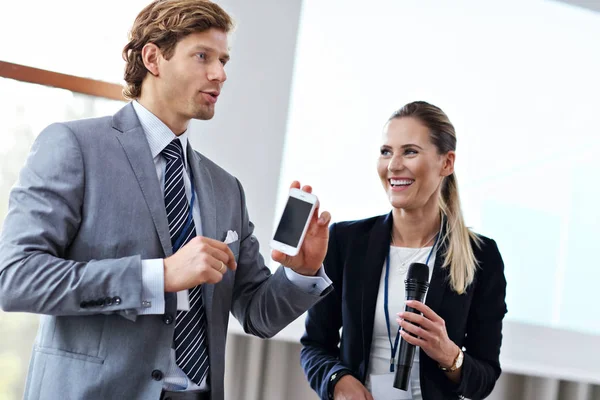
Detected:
left=132, top=100, right=189, bottom=166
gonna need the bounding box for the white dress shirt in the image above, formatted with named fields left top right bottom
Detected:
left=131, top=101, right=331, bottom=391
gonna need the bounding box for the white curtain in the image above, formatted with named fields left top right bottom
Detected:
left=224, top=333, right=600, bottom=400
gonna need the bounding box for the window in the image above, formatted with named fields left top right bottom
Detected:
left=0, top=76, right=125, bottom=399
left=1, top=3, right=150, bottom=395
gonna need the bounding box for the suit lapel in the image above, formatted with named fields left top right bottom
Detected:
left=113, top=103, right=172, bottom=257
left=360, top=212, right=393, bottom=377
left=186, top=145, right=217, bottom=328
left=186, top=146, right=217, bottom=241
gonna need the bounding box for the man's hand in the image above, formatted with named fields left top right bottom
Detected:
left=163, top=236, right=237, bottom=292
left=333, top=375, right=374, bottom=400
left=271, top=181, right=331, bottom=276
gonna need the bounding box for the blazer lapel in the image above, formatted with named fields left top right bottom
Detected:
left=186, top=145, right=217, bottom=328
left=360, top=212, right=393, bottom=378
left=186, top=146, right=217, bottom=241
left=113, top=103, right=172, bottom=257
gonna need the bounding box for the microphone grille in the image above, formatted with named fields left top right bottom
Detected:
left=407, top=262, right=429, bottom=282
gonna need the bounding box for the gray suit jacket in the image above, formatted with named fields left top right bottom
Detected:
left=0, top=103, right=327, bottom=400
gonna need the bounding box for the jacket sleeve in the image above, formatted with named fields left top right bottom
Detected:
left=0, top=123, right=144, bottom=316
left=455, top=238, right=508, bottom=399
left=229, top=179, right=331, bottom=339
left=300, top=223, right=355, bottom=399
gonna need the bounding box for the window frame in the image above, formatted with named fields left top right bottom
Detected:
left=0, top=60, right=124, bottom=101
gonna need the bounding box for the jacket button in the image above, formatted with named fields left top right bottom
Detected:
left=163, top=314, right=174, bottom=325
left=105, top=297, right=114, bottom=306
left=80, top=301, right=88, bottom=308
left=113, top=296, right=122, bottom=305
left=151, top=369, right=163, bottom=381
left=96, top=299, right=105, bottom=307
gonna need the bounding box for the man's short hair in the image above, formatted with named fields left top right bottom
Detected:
left=122, top=0, right=234, bottom=99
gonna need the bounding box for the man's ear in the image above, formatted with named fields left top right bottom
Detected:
left=441, top=151, right=455, bottom=177
left=141, top=43, right=161, bottom=76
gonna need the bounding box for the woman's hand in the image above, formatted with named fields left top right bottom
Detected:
left=333, top=375, right=374, bottom=400
left=396, top=300, right=460, bottom=369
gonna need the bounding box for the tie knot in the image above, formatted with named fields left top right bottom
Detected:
left=162, top=139, right=184, bottom=162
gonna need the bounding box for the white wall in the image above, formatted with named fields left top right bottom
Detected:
left=188, top=0, right=303, bottom=255
left=186, top=0, right=600, bottom=389
left=554, top=0, right=600, bottom=13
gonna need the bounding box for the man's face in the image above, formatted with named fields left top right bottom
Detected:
left=156, top=28, right=229, bottom=121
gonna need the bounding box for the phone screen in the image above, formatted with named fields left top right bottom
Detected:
left=273, top=196, right=314, bottom=247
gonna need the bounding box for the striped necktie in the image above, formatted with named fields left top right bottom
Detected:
left=162, top=138, right=209, bottom=385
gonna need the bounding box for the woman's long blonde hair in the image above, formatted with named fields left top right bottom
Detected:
left=390, top=101, right=480, bottom=294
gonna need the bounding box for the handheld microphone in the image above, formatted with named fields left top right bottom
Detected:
left=393, top=262, right=430, bottom=390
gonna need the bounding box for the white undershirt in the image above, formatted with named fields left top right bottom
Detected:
left=366, top=246, right=436, bottom=399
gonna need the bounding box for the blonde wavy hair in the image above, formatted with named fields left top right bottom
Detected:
left=122, top=0, right=234, bottom=99
left=390, top=101, right=481, bottom=294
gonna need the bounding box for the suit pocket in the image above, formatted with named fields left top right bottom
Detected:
left=37, top=315, right=106, bottom=360
left=228, top=241, right=240, bottom=259
left=34, top=346, right=105, bottom=364
left=28, top=347, right=105, bottom=400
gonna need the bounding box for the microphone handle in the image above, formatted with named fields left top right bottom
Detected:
left=405, top=304, right=419, bottom=314
left=394, top=293, right=426, bottom=390
left=394, top=333, right=415, bottom=388
left=403, top=293, right=424, bottom=338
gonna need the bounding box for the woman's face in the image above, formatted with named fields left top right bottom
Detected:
left=377, top=117, right=455, bottom=211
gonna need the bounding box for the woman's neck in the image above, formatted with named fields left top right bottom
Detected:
left=391, top=204, right=441, bottom=248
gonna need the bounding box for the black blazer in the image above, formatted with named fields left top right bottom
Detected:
left=300, top=213, right=507, bottom=400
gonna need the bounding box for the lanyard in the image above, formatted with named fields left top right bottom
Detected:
left=384, top=233, right=439, bottom=373
left=172, top=166, right=197, bottom=252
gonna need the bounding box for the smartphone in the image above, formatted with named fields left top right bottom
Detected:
left=270, top=188, right=318, bottom=256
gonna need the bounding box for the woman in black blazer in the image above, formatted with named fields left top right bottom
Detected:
left=301, top=101, right=507, bottom=400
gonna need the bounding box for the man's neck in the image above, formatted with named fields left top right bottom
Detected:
left=137, top=95, right=188, bottom=136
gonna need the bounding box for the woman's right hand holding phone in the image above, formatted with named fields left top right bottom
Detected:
left=333, top=375, right=374, bottom=400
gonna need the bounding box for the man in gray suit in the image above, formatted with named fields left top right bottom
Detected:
left=0, top=1, right=333, bottom=399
